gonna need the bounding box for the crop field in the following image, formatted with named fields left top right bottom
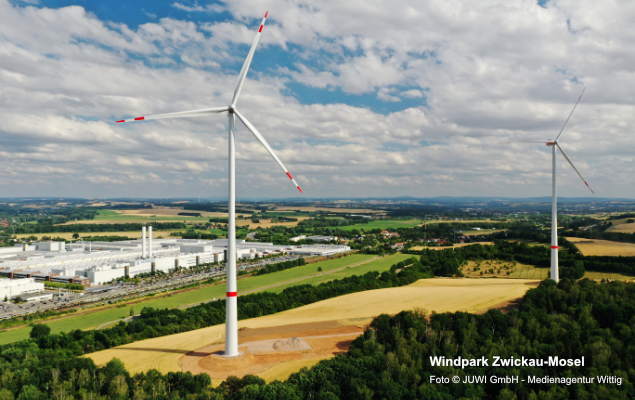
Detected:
left=461, top=229, right=507, bottom=236
left=510, top=239, right=550, bottom=248
left=409, top=242, right=495, bottom=251
left=85, top=278, right=538, bottom=377
left=243, top=216, right=312, bottom=229
left=55, top=209, right=251, bottom=224
left=0, top=254, right=392, bottom=345
left=583, top=271, right=635, bottom=281
left=423, top=219, right=508, bottom=225
left=15, top=230, right=185, bottom=240
left=462, top=260, right=549, bottom=279
left=338, top=219, right=425, bottom=232
left=567, top=237, right=635, bottom=257
left=272, top=206, right=385, bottom=214
left=607, top=218, right=635, bottom=233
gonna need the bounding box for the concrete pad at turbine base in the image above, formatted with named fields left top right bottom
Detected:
left=213, top=350, right=245, bottom=358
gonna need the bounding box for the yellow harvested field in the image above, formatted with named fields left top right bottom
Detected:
left=607, top=220, right=635, bottom=234
left=257, top=359, right=324, bottom=383
left=243, top=217, right=311, bottom=229
left=583, top=271, right=635, bottom=281
left=86, top=278, right=538, bottom=376
left=567, top=237, right=635, bottom=257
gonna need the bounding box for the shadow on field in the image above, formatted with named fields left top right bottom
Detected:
left=114, top=347, right=195, bottom=355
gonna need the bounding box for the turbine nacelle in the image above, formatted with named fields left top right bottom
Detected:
left=546, top=141, right=557, bottom=146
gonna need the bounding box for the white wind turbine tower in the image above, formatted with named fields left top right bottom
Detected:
left=115, top=11, right=303, bottom=357
left=506, top=88, right=594, bottom=283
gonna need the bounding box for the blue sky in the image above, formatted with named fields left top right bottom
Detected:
left=22, top=0, right=428, bottom=115
left=0, top=0, right=633, bottom=198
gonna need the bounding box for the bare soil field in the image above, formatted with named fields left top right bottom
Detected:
left=181, top=323, right=361, bottom=383
left=566, top=237, right=635, bottom=257
left=86, top=278, right=538, bottom=382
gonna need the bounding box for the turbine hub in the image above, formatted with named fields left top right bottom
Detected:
left=228, top=105, right=235, bottom=113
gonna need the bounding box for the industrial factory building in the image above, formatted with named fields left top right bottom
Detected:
left=0, top=227, right=351, bottom=286
left=0, top=278, right=45, bottom=301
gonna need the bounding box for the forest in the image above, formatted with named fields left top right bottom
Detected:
left=0, top=276, right=632, bottom=398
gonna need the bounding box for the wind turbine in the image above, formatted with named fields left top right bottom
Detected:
left=506, top=88, right=593, bottom=282
left=115, top=11, right=302, bottom=357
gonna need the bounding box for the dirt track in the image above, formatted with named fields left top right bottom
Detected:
left=180, top=321, right=363, bottom=380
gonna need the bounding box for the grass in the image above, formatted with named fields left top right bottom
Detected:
left=510, top=239, right=550, bottom=248
left=583, top=271, right=635, bottom=281
left=461, top=260, right=549, bottom=280
left=85, top=278, right=538, bottom=375
left=15, top=230, right=185, bottom=240
left=338, top=219, right=426, bottom=232
left=272, top=206, right=385, bottom=214
left=266, top=253, right=414, bottom=293
left=0, top=254, right=380, bottom=345
left=461, top=229, right=507, bottom=236
left=89, top=209, right=209, bottom=223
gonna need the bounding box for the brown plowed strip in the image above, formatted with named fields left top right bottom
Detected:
left=180, top=322, right=363, bottom=380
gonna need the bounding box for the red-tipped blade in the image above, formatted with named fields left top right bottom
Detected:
left=114, top=106, right=228, bottom=123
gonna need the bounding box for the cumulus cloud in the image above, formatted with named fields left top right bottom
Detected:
left=172, top=2, right=225, bottom=13
left=0, top=0, right=632, bottom=199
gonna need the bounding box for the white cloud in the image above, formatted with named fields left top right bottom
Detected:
left=172, top=2, right=225, bottom=13
left=0, top=0, right=632, bottom=199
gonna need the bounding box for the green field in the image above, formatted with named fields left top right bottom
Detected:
left=339, top=219, right=425, bottom=232
left=267, top=253, right=414, bottom=293
left=92, top=210, right=208, bottom=223
left=0, top=253, right=403, bottom=345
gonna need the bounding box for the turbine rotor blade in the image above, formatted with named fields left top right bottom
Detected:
left=556, top=143, right=595, bottom=194
left=501, top=140, right=550, bottom=144
left=234, top=109, right=303, bottom=193
left=116, top=106, right=229, bottom=123
left=231, top=11, right=268, bottom=107
left=555, top=87, right=585, bottom=141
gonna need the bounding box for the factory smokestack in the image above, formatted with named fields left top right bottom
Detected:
left=142, top=226, right=147, bottom=258
left=149, top=226, right=153, bottom=258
